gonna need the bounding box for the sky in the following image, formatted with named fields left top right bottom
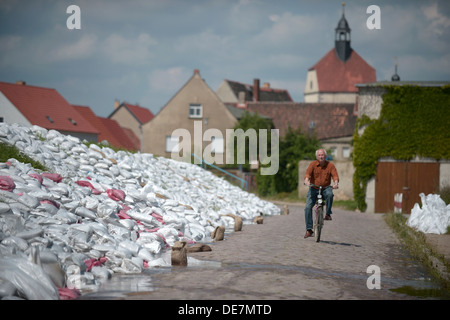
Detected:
left=1, top=0, right=449, bottom=117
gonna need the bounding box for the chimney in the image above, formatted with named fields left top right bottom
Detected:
left=194, top=69, right=200, bottom=75
left=114, top=100, right=120, bottom=109
left=16, top=80, right=26, bottom=85
left=263, top=82, right=270, bottom=88
left=253, top=78, right=260, bottom=102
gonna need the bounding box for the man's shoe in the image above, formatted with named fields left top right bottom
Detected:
left=304, top=229, right=313, bottom=238
left=325, top=214, right=332, bottom=221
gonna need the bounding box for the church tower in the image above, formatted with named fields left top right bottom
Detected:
left=335, top=3, right=352, bottom=62
left=304, top=3, right=376, bottom=103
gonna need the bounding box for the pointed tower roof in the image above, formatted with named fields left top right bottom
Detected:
left=336, top=3, right=351, bottom=32
left=335, top=2, right=352, bottom=62
left=391, top=63, right=401, bottom=81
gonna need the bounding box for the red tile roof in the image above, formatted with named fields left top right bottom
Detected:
left=246, top=102, right=356, bottom=140
left=109, top=102, right=154, bottom=124
left=224, top=80, right=293, bottom=102
left=0, top=81, right=98, bottom=134
left=309, top=49, right=376, bottom=93
left=73, top=105, right=138, bottom=151
left=99, top=117, right=139, bottom=151
left=123, top=103, right=154, bottom=124
left=121, top=127, right=140, bottom=151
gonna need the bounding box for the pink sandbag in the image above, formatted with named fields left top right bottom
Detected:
left=29, top=173, right=43, bottom=184
left=117, top=203, right=131, bottom=219
left=40, top=199, right=60, bottom=209
left=42, top=173, right=62, bottom=183
left=106, top=189, right=125, bottom=201
left=76, top=180, right=102, bottom=195
left=151, top=212, right=165, bottom=224
left=117, top=211, right=132, bottom=219
left=0, top=176, right=15, bottom=192
left=84, top=257, right=108, bottom=272
left=59, top=287, right=81, bottom=300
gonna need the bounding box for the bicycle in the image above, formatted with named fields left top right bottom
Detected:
left=307, top=183, right=332, bottom=242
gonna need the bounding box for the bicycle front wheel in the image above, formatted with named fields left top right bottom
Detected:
left=314, top=206, right=323, bottom=242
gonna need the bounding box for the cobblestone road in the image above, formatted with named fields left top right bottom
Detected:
left=83, top=204, right=443, bottom=300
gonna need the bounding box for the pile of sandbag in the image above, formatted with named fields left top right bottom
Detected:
left=0, top=122, right=280, bottom=299
left=407, top=193, right=450, bottom=234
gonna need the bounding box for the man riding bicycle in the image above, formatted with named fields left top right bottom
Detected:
left=304, top=149, right=339, bottom=239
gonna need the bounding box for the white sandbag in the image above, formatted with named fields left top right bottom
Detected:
left=142, top=240, right=162, bottom=255
left=92, top=244, right=116, bottom=253
left=75, top=207, right=97, bottom=220
left=82, top=196, right=99, bottom=211
left=0, top=202, right=10, bottom=214
left=91, top=266, right=112, bottom=281
left=118, top=218, right=137, bottom=230
left=0, top=279, right=17, bottom=298
left=137, top=248, right=154, bottom=262
left=407, top=193, right=450, bottom=234
left=54, top=208, right=79, bottom=224
left=15, top=228, right=44, bottom=240
left=127, top=209, right=157, bottom=226
left=35, top=202, right=59, bottom=215
left=118, top=239, right=140, bottom=256
left=2, top=236, right=29, bottom=251
left=97, top=202, right=118, bottom=218
left=0, top=255, right=59, bottom=300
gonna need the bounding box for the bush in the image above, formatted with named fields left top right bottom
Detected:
left=353, top=85, right=450, bottom=212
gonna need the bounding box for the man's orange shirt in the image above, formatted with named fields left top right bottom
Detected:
left=305, top=160, right=339, bottom=187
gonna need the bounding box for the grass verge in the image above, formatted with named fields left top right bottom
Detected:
left=384, top=212, right=450, bottom=290
left=0, top=141, right=49, bottom=171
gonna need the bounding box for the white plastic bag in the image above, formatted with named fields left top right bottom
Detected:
left=407, top=193, right=450, bottom=234
left=0, top=255, right=59, bottom=300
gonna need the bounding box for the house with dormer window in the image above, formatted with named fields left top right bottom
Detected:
left=142, top=69, right=237, bottom=163
left=0, top=81, right=99, bottom=141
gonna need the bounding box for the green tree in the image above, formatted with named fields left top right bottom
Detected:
left=229, top=111, right=275, bottom=171
left=257, top=126, right=320, bottom=196
left=276, top=126, right=320, bottom=193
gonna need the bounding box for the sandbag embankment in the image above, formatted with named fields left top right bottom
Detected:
left=0, top=123, right=280, bottom=299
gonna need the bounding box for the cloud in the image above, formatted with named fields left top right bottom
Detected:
left=174, top=29, right=233, bottom=56
left=251, top=11, right=329, bottom=53
left=422, top=2, right=450, bottom=36
left=147, top=67, right=191, bottom=94
left=51, top=34, right=98, bottom=61
left=102, top=33, right=157, bottom=65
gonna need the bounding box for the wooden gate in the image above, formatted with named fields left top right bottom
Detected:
left=375, top=162, right=440, bottom=213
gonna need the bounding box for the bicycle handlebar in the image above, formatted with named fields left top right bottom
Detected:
left=304, top=183, right=336, bottom=189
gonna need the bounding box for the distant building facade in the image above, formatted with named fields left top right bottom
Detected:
left=304, top=6, right=376, bottom=103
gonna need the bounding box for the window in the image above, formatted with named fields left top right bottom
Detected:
left=166, top=136, right=179, bottom=153
left=189, top=104, right=202, bottom=118
left=330, top=147, right=337, bottom=159
left=46, top=115, right=54, bottom=123
left=343, top=147, right=351, bottom=158
left=210, top=136, right=224, bottom=154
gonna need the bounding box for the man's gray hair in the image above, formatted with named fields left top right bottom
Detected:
left=315, top=149, right=327, bottom=157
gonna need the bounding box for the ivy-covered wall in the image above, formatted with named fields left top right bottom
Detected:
left=352, top=85, right=450, bottom=212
